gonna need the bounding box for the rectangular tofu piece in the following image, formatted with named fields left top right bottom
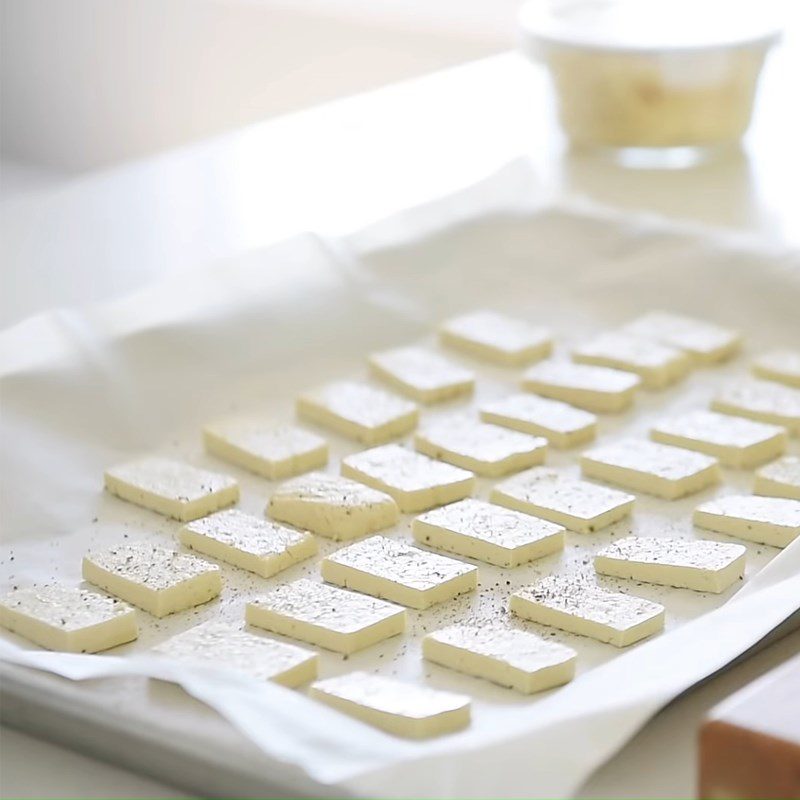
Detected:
left=490, top=467, right=635, bottom=533
left=203, top=418, right=327, bottom=479
left=423, top=624, right=576, bottom=694
left=341, top=444, right=475, bottom=513
left=595, top=536, right=746, bottom=593
left=752, top=349, right=800, bottom=388
left=712, top=379, right=800, bottom=434
left=414, top=416, right=547, bottom=477
left=480, top=393, right=597, bottom=449
left=412, top=499, right=565, bottom=567
left=321, top=535, right=477, bottom=609
left=0, top=585, right=137, bottom=653
left=573, top=331, right=691, bottom=389
left=310, top=672, right=470, bottom=738
left=581, top=439, right=720, bottom=499
left=104, top=457, right=239, bottom=522
left=153, top=621, right=318, bottom=687
left=694, top=495, right=800, bottom=548
left=754, top=456, right=800, bottom=500
left=439, top=310, right=552, bottom=366
left=82, top=543, right=222, bottom=617
left=521, top=361, right=640, bottom=413
left=368, top=346, right=475, bottom=403
left=179, top=509, right=317, bottom=577
left=509, top=576, right=665, bottom=647
left=246, top=579, right=406, bottom=654
left=622, top=311, right=741, bottom=364
left=651, top=410, right=787, bottom=468
left=267, top=472, right=398, bottom=540
left=296, top=381, right=418, bottom=444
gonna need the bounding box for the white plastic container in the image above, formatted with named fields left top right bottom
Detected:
left=520, top=0, right=782, bottom=157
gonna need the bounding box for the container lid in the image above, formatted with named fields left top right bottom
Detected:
left=520, top=0, right=784, bottom=53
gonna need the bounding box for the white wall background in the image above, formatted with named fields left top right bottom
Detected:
left=1, top=0, right=520, bottom=173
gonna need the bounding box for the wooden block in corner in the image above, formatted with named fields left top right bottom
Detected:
left=699, top=652, right=800, bottom=799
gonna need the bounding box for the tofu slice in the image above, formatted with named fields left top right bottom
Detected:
left=651, top=410, right=787, bottom=468
left=581, top=439, right=720, bottom=499
left=622, top=311, right=741, bottom=364
left=321, top=535, right=477, bottom=610
left=104, top=457, right=239, bottom=522
left=203, top=418, right=327, bottom=479
left=521, top=361, right=640, bottom=413
left=179, top=509, right=316, bottom=577
left=595, top=536, right=746, bottom=593
left=0, top=584, right=137, bottom=653
left=572, top=331, right=691, bottom=389
left=754, top=456, right=800, bottom=500
left=341, top=444, right=475, bottom=513
left=423, top=624, right=576, bottom=694
left=82, top=543, right=222, bottom=617
left=693, top=495, right=800, bottom=548
left=310, top=672, right=470, bottom=738
left=480, top=393, right=597, bottom=449
left=296, top=381, right=418, bottom=444
left=490, top=467, right=635, bottom=534
left=414, top=415, right=547, bottom=477
left=267, top=472, right=398, bottom=540
left=246, top=579, right=406, bottom=654
left=509, top=576, right=665, bottom=647
left=752, top=349, right=800, bottom=388
left=368, top=346, right=475, bottom=404
left=712, top=379, right=800, bottom=434
left=438, top=310, right=552, bottom=366
left=412, top=498, right=565, bottom=567
left=153, top=621, right=318, bottom=686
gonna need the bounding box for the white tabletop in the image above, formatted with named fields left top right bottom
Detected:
left=2, top=39, right=800, bottom=799
left=3, top=40, right=800, bottom=330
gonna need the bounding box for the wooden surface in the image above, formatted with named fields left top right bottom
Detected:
left=700, top=653, right=800, bottom=799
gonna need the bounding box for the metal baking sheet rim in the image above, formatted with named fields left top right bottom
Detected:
left=3, top=611, right=800, bottom=799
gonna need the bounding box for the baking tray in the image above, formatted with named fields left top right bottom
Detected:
left=2, top=162, right=799, bottom=799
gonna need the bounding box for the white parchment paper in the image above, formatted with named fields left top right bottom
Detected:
left=1, top=160, right=799, bottom=799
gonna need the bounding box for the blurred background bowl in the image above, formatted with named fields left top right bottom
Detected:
left=520, top=0, right=783, bottom=164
